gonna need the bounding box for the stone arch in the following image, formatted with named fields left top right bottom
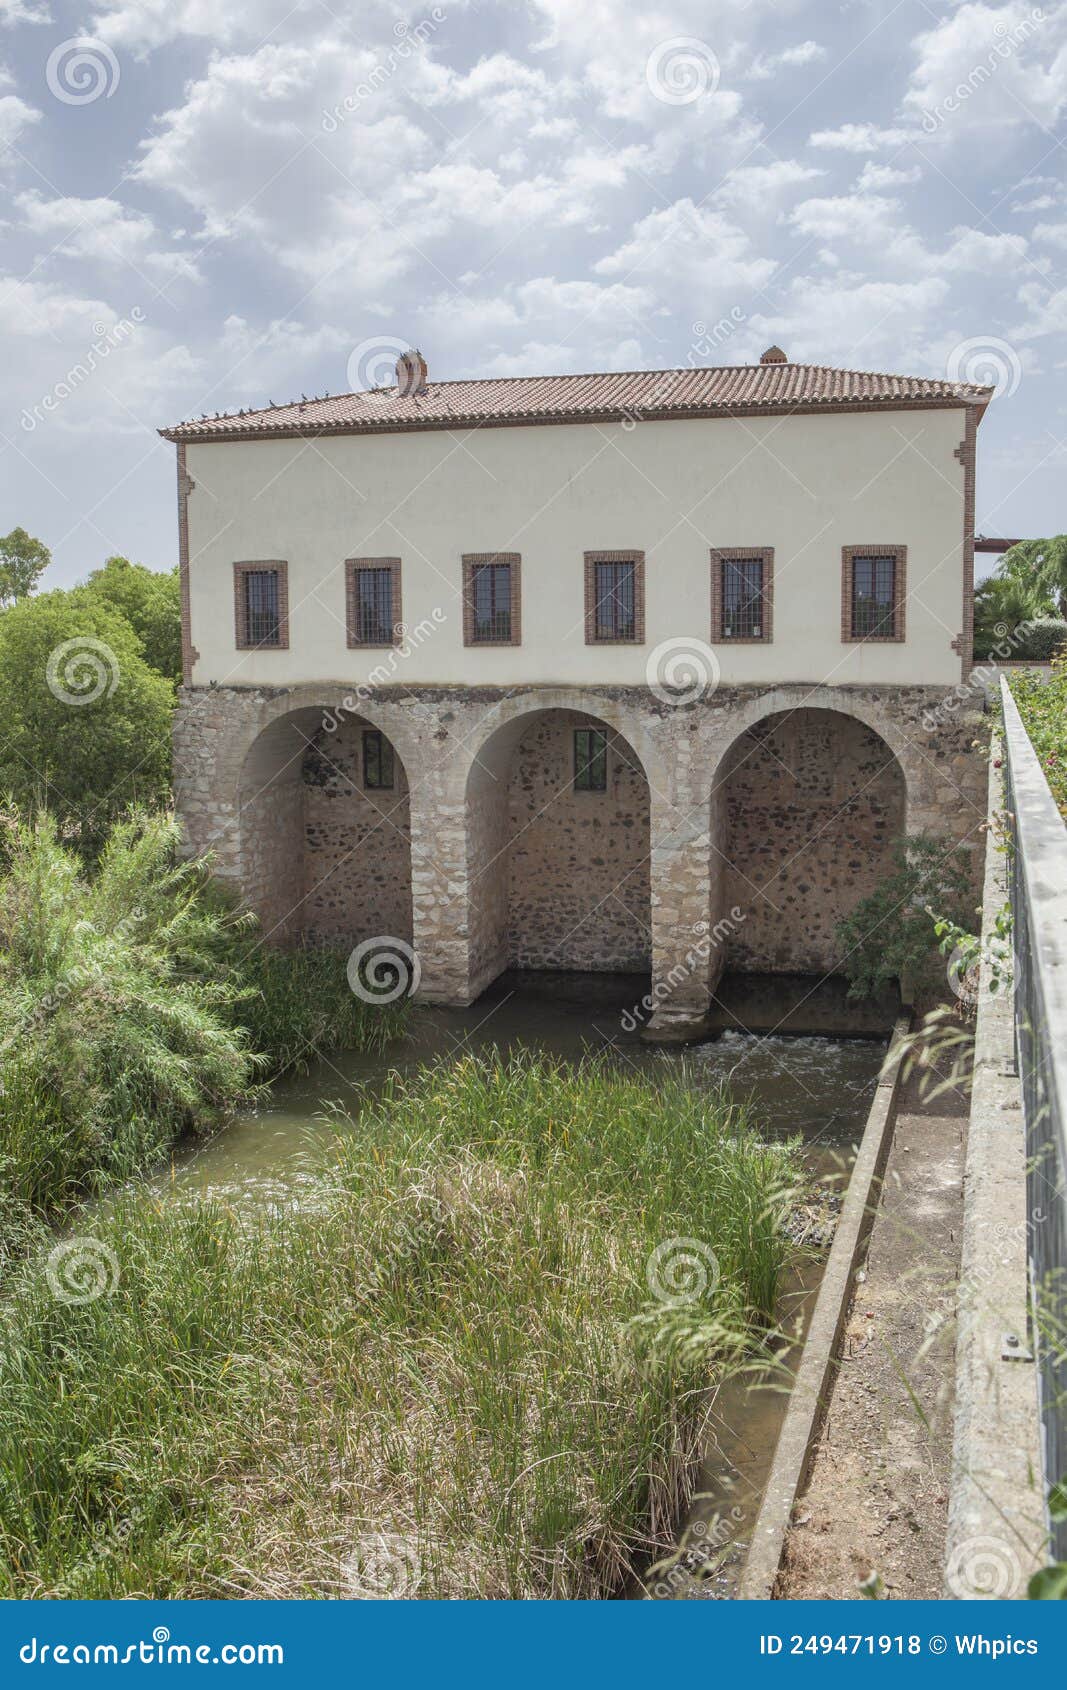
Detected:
left=236, top=700, right=413, bottom=949
left=462, top=701, right=652, bottom=997
left=710, top=697, right=908, bottom=977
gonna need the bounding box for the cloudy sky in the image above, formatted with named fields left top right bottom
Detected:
left=2, top=0, right=1065, bottom=587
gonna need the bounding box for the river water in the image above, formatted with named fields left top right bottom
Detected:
left=155, top=971, right=888, bottom=1204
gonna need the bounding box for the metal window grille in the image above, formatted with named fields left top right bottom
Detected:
left=243, top=569, right=280, bottom=646
left=362, top=729, right=395, bottom=791
left=354, top=568, right=394, bottom=644
left=722, top=558, right=764, bottom=639
left=851, top=555, right=896, bottom=638
left=594, top=560, right=636, bottom=641
left=471, top=563, right=512, bottom=642
left=574, top=727, right=608, bottom=792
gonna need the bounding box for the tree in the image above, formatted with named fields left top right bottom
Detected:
left=78, top=556, right=182, bottom=683
left=999, top=537, right=1067, bottom=617
left=0, top=592, right=173, bottom=860
left=972, top=573, right=1046, bottom=659
left=0, top=528, right=51, bottom=608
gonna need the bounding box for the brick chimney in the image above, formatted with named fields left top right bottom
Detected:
left=396, top=348, right=428, bottom=397
left=760, top=345, right=787, bottom=364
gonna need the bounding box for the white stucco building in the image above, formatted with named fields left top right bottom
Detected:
left=163, top=347, right=991, bottom=1031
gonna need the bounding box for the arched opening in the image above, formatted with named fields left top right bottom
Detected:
left=237, top=707, right=412, bottom=948
left=465, top=708, right=651, bottom=994
left=716, top=706, right=906, bottom=975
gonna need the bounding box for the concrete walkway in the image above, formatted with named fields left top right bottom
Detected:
left=777, top=1071, right=968, bottom=1599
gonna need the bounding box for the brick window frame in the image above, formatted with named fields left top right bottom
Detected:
left=584, top=550, right=646, bottom=645
left=346, top=557, right=403, bottom=648
left=710, top=547, right=774, bottom=643
left=233, top=560, right=289, bottom=650
left=841, top=545, right=907, bottom=643
left=462, top=552, right=522, bottom=646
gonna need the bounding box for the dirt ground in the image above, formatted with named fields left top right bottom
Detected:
left=777, top=1069, right=968, bottom=1600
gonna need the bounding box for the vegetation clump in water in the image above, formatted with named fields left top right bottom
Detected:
left=0, top=1051, right=806, bottom=1600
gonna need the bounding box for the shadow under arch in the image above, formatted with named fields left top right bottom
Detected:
left=237, top=703, right=412, bottom=950
left=711, top=702, right=908, bottom=977
left=463, top=704, right=652, bottom=999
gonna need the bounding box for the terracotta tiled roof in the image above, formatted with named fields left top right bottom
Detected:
left=160, top=362, right=993, bottom=443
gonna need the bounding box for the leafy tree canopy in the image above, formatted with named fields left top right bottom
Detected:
left=0, top=528, right=51, bottom=609
left=78, top=556, right=182, bottom=684
left=0, top=591, right=173, bottom=861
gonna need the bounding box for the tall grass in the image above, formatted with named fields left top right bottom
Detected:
left=0, top=809, right=405, bottom=1267
left=0, top=1052, right=806, bottom=1599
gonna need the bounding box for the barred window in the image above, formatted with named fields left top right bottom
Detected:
left=471, top=562, right=512, bottom=642
left=722, top=557, right=764, bottom=640
left=355, top=569, right=394, bottom=644
left=347, top=559, right=400, bottom=647
left=362, top=729, right=395, bottom=791
left=594, top=560, right=636, bottom=641
left=574, top=727, right=608, bottom=792
left=851, top=554, right=897, bottom=638
left=242, top=568, right=280, bottom=647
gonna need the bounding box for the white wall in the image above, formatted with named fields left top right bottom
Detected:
left=184, top=406, right=970, bottom=690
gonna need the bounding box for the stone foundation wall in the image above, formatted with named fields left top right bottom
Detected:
left=302, top=720, right=412, bottom=946
left=505, top=712, right=650, bottom=971
left=173, top=679, right=987, bottom=1029
left=722, top=709, right=906, bottom=974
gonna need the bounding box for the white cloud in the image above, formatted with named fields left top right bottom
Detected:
left=0, top=0, right=50, bottom=23
left=744, top=41, right=826, bottom=81
left=903, top=0, right=1067, bottom=136
left=0, top=91, right=40, bottom=154
left=595, top=199, right=777, bottom=298
left=712, top=159, right=825, bottom=204
left=856, top=161, right=922, bottom=190
left=808, top=122, right=916, bottom=152
left=18, top=191, right=200, bottom=282
left=1033, top=221, right=1067, bottom=249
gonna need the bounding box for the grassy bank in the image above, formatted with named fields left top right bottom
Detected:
left=0, top=810, right=405, bottom=1270
left=1009, top=661, right=1067, bottom=821
left=0, top=1053, right=806, bottom=1599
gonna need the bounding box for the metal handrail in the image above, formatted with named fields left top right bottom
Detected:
left=1000, top=677, right=1067, bottom=1557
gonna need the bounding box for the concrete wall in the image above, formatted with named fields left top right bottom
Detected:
left=183, top=406, right=970, bottom=693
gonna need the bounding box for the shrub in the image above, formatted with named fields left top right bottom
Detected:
left=835, top=834, right=975, bottom=1000
left=1011, top=617, right=1067, bottom=662
left=1010, top=661, right=1067, bottom=820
